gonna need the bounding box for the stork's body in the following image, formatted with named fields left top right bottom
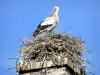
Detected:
left=33, top=6, right=59, bottom=37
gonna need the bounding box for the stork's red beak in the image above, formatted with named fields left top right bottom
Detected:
left=48, top=9, right=56, bottom=16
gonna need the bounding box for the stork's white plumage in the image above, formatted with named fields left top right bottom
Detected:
left=33, top=6, right=59, bottom=37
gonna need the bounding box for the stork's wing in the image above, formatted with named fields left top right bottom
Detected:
left=36, top=16, right=55, bottom=30
left=33, top=17, right=56, bottom=37
left=33, top=20, right=52, bottom=37
left=37, top=21, right=52, bottom=30
left=40, top=17, right=55, bottom=26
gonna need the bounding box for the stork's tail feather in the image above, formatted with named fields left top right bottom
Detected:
left=33, top=30, right=39, bottom=38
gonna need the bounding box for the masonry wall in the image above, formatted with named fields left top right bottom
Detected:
left=17, top=57, right=85, bottom=75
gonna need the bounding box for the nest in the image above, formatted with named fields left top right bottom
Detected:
left=19, top=32, right=86, bottom=69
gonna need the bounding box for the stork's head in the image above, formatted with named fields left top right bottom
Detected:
left=54, top=6, right=59, bottom=12
left=48, top=6, right=59, bottom=16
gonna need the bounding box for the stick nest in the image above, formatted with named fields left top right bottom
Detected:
left=19, top=32, right=86, bottom=68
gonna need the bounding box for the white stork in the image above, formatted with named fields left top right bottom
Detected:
left=33, top=6, right=59, bottom=37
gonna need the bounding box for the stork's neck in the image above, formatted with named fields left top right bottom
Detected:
left=54, top=11, right=59, bottom=20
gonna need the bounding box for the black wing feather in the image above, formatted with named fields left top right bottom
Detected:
left=33, top=21, right=52, bottom=36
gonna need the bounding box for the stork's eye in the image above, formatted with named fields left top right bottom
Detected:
left=55, top=8, right=57, bottom=9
